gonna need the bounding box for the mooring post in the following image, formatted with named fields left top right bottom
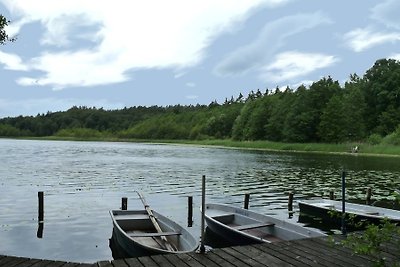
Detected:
left=341, top=171, right=346, bottom=235
left=200, top=175, right=206, bottom=253
left=329, top=190, right=334, bottom=200
left=121, top=197, right=128, bottom=210
left=244, top=193, right=250, bottom=209
left=37, top=222, right=44, bottom=239
left=288, top=191, right=294, bottom=212
left=366, top=187, right=372, bottom=205
left=188, top=196, right=193, bottom=227
left=38, top=191, right=44, bottom=223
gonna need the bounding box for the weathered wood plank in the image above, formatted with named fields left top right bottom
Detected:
left=137, top=256, right=159, bottom=267
left=124, top=258, right=144, bottom=267
left=60, top=263, right=80, bottom=267
left=46, top=261, right=69, bottom=267
left=174, top=253, right=203, bottom=267
left=211, top=248, right=253, bottom=267
left=149, top=255, right=174, bottom=267
left=199, top=250, right=238, bottom=267
left=6, top=258, right=42, bottom=267
left=233, top=245, right=293, bottom=267
left=254, top=243, right=310, bottom=267
left=221, top=246, right=264, bottom=267
left=185, top=252, right=221, bottom=267
left=293, top=238, right=371, bottom=267
left=96, top=261, right=113, bottom=267
left=0, top=256, right=28, bottom=267
left=110, top=258, right=129, bottom=267
left=159, top=254, right=192, bottom=267
left=272, top=242, right=326, bottom=267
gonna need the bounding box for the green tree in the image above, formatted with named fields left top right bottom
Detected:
left=363, top=59, right=400, bottom=135
left=0, top=15, right=15, bottom=44
left=318, top=77, right=367, bottom=143
left=265, top=88, right=295, bottom=141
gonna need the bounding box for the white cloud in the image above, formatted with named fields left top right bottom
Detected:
left=344, top=28, right=400, bottom=52
left=371, top=0, right=400, bottom=30
left=214, top=12, right=333, bottom=76
left=288, top=80, right=314, bottom=89
left=185, top=82, right=196, bottom=88
left=0, top=51, right=29, bottom=71
left=389, top=53, right=400, bottom=61
left=0, top=0, right=283, bottom=89
left=261, top=51, right=338, bottom=83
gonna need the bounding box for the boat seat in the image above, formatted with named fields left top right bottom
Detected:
left=128, top=231, right=181, bottom=237
left=234, top=222, right=275, bottom=231
left=212, top=213, right=235, bottom=223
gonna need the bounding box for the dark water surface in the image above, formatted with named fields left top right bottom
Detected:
left=0, top=139, right=399, bottom=263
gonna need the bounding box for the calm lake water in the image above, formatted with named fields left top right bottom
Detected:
left=0, top=139, right=399, bottom=263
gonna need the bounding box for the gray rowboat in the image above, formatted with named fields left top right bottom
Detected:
left=298, top=199, right=400, bottom=225
left=204, top=203, right=326, bottom=246
left=110, top=209, right=198, bottom=257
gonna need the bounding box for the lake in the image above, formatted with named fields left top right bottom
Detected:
left=0, top=139, right=399, bottom=263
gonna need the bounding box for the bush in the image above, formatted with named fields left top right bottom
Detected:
left=382, top=125, right=400, bottom=145
left=367, top=133, right=383, bottom=145
left=55, top=128, right=103, bottom=138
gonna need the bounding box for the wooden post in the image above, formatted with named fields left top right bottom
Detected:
left=329, top=190, right=334, bottom=200
left=188, top=196, right=193, bottom=227
left=200, top=175, right=206, bottom=253
left=341, top=171, right=346, bottom=235
left=38, top=191, right=44, bottom=223
left=366, top=187, right=372, bottom=205
left=121, top=197, right=128, bottom=210
left=37, top=222, right=44, bottom=239
left=288, top=192, right=294, bottom=212
left=244, top=193, right=250, bottom=209
left=288, top=192, right=294, bottom=218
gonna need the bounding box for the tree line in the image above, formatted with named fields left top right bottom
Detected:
left=1, top=59, right=400, bottom=145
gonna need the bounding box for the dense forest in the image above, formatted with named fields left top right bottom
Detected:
left=1, top=58, right=400, bottom=145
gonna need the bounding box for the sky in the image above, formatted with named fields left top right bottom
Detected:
left=0, top=0, right=399, bottom=118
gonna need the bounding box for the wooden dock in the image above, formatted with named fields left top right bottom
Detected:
left=1, top=236, right=399, bottom=267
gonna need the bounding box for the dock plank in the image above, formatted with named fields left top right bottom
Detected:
left=174, top=253, right=203, bottom=267
left=0, top=256, right=28, bottom=267
left=96, top=261, right=113, bottom=267
left=233, top=245, right=293, bottom=267
left=199, top=250, right=238, bottom=267
left=124, top=258, right=144, bottom=267
left=272, top=242, right=325, bottom=267
left=137, top=256, right=159, bottom=267
left=186, top=252, right=221, bottom=267
left=2, top=234, right=400, bottom=267
left=150, top=255, right=174, bottom=267
left=221, top=246, right=265, bottom=267
left=254, top=243, right=310, bottom=267
left=293, top=238, right=370, bottom=267
left=209, top=249, right=247, bottom=267
left=110, top=259, right=129, bottom=267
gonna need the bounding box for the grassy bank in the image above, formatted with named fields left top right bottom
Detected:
left=168, top=139, right=400, bottom=156
left=20, top=136, right=400, bottom=157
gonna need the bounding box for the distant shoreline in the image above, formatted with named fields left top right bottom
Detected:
left=3, top=136, right=400, bottom=158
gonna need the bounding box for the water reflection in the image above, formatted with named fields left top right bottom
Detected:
left=37, top=222, right=44, bottom=239
left=0, top=139, right=400, bottom=262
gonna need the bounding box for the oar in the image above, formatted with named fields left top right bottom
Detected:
left=136, top=192, right=176, bottom=252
